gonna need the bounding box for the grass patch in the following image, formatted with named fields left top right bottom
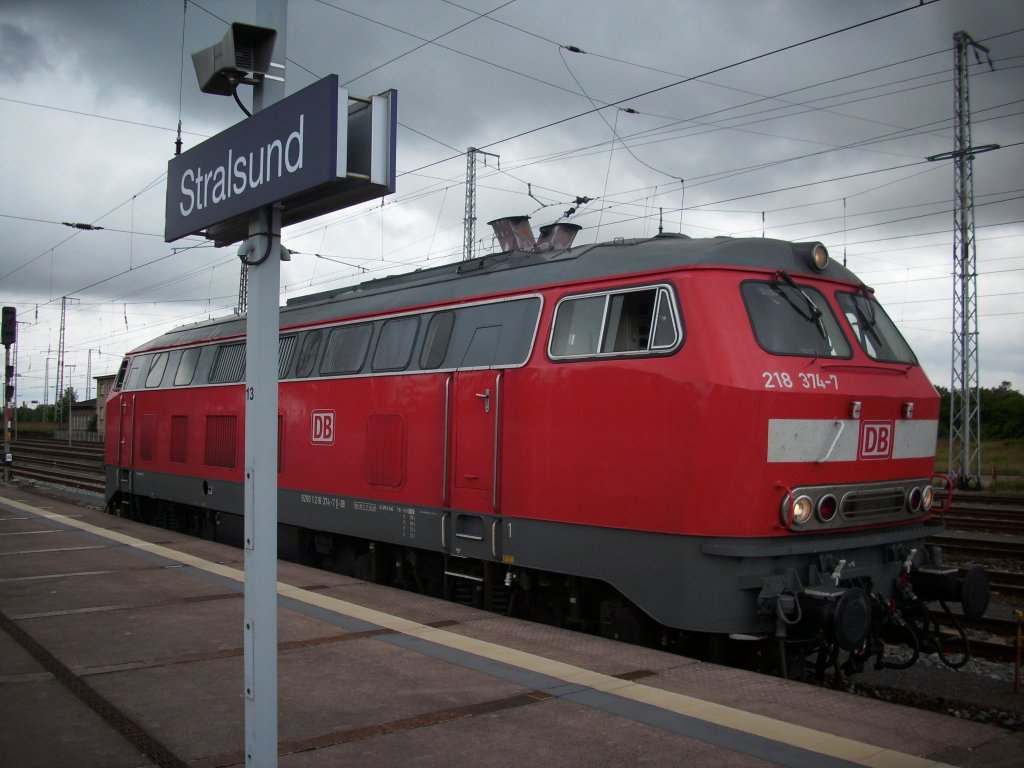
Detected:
left=11, top=422, right=60, bottom=435
left=935, top=438, right=1024, bottom=491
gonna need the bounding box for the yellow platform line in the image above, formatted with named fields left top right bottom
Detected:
left=0, top=495, right=956, bottom=768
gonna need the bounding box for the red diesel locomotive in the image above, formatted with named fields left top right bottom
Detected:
left=105, top=218, right=988, bottom=674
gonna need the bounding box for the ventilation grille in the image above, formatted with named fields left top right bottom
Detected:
left=365, top=413, right=405, bottom=487
left=210, top=343, right=245, bottom=383
left=140, top=414, right=158, bottom=462
left=278, top=335, right=297, bottom=378
left=205, top=415, right=237, bottom=468
left=278, top=413, right=284, bottom=474
left=841, top=487, right=905, bottom=519
left=170, top=416, right=188, bottom=464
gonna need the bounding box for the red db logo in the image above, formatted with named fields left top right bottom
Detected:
left=311, top=410, right=335, bottom=445
left=859, top=420, right=893, bottom=460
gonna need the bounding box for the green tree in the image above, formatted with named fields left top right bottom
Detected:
left=935, top=383, right=1024, bottom=440
left=54, top=386, right=78, bottom=422
left=982, top=382, right=1024, bottom=440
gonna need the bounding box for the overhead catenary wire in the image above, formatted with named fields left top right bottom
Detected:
left=400, top=0, right=948, bottom=178
left=1, top=4, right=1000, bottom=279
left=5, top=2, right=1022, bottom=396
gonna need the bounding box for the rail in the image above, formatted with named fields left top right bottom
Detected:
left=6, top=437, right=105, bottom=494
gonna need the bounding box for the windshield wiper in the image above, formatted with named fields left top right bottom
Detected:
left=775, top=271, right=827, bottom=340
left=855, top=284, right=885, bottom=349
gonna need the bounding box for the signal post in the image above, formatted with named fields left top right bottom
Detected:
left=2, top=306, right=15, bottom=483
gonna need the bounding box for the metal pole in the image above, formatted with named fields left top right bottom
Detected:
left=243, top=205, right=281, bottom=768
left=244, top=2, right=286, bottom=766
left=946, top=31, right=992, bottom=490
left=1015, top=609, right=1022, bottom=695
left=11, top=336, right=16, bottom=443
left=3, top=345, right=10, bottom=483
left=66, top=365, right=74, bottom=446
left=55, top=297, right=66, bottom=429
left=464, top=147, right=476, bottom=261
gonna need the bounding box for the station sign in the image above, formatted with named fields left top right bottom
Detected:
left=165, top=74, right=396, bottom=245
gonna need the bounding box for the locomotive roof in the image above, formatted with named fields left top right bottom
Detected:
left=130, top=233, right=861, bottom=353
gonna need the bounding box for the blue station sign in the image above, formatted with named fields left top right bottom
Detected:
left=165, top=75, right=396, bottom=245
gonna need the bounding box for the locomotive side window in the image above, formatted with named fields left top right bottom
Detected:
left=550, top=285, right=680, bottom=359
left=321, top=324, right=372, bottom=375
left=742, top=280, right=851, bottom=358
left=175, top=347, right=201, bottom=386
left=145, top=353, right=169, bottom=388
left=113, top=358, right=129, bottom=390
left=125, top=355, right=151, bottom=390
left=420, top=312, right=455, bottom=369
left=651, top=288, right=680, bottom=349
left=836, top=291, right=917, bottom=364
left=210, top=342, right=246, bottom=384
left=461, top=326, right=501, bottom=367
left=448, top=297, right=542, bottom=369
left=550, top=295, right=604, bottom=356
left=295, top=330, right=322, bottom=377
left=373, top=317, right=419, bottom=372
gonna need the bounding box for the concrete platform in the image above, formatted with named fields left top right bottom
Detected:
left=1, top=485, right=1020, bottom=768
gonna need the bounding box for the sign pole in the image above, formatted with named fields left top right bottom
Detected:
left=167, top=6, right=393, bottom=759
left=243, top=204, right=281, bottom=768
left=245, top=2, right=286, bottom=767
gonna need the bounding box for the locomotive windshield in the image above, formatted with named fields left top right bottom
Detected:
left=836, top=290, right=917, bottom=364
left=742, top=279, right=851, bottom=358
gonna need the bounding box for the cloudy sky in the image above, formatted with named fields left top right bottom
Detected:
left=1, top=0, right=1021, bottom=407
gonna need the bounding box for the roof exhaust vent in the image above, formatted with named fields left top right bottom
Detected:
left=535, top=222, right=581, bottom=251
left=488, top=216, right=581, bottom=253
left=487, top=216, right=536, bottom=253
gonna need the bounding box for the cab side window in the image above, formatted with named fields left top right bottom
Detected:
left=549, top=285, right=681, bottom=360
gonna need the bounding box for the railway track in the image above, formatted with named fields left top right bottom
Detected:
left=6, top=437, right=1023, bottom=662
left=936, top=492, right=1024, bottom=535
left=6, top=436, right=105, bottom=494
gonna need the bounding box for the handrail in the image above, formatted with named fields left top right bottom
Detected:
left=817, top=419, right=845, bottom=464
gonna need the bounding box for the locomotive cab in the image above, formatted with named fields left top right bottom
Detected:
left=723, top=243, right=991, bottom=675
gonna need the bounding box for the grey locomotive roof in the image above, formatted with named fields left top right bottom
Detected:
left=129, top=234, right=860, bottom=354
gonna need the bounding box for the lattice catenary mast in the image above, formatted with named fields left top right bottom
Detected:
left=928, top=32, right=998, bottom=489
left=463, top=147, right=499, bottom=261
left=54, top=296, right=66, bottom=423
left=463, top=147, right=477, bottom=261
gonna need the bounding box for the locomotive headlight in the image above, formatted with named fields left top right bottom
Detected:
left=810, top=243, right=829, bottom=271
left=783, top=495, right=813, bottom=526
left=908, top=485, right=934, bottom=514
left=793, top=242, right=829, bottom=271
left=921, top=485, right=934, bottom=512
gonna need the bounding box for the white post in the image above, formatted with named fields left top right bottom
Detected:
left=243, top=205, right=281, bottom=768
left=244, top=2, right=287, bottom=766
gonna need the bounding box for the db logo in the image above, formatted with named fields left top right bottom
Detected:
left=859, top=420, right=893, bottom=460
left=311, top=410, right=335, bottom=445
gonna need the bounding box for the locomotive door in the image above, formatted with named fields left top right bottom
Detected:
left=446, top=370, right=503, bottom=561
left=115, top=393, right=136, bottom=493
left=450, top=370, right=500, bottom=512
left=117, top=393, right=135, bottom=468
